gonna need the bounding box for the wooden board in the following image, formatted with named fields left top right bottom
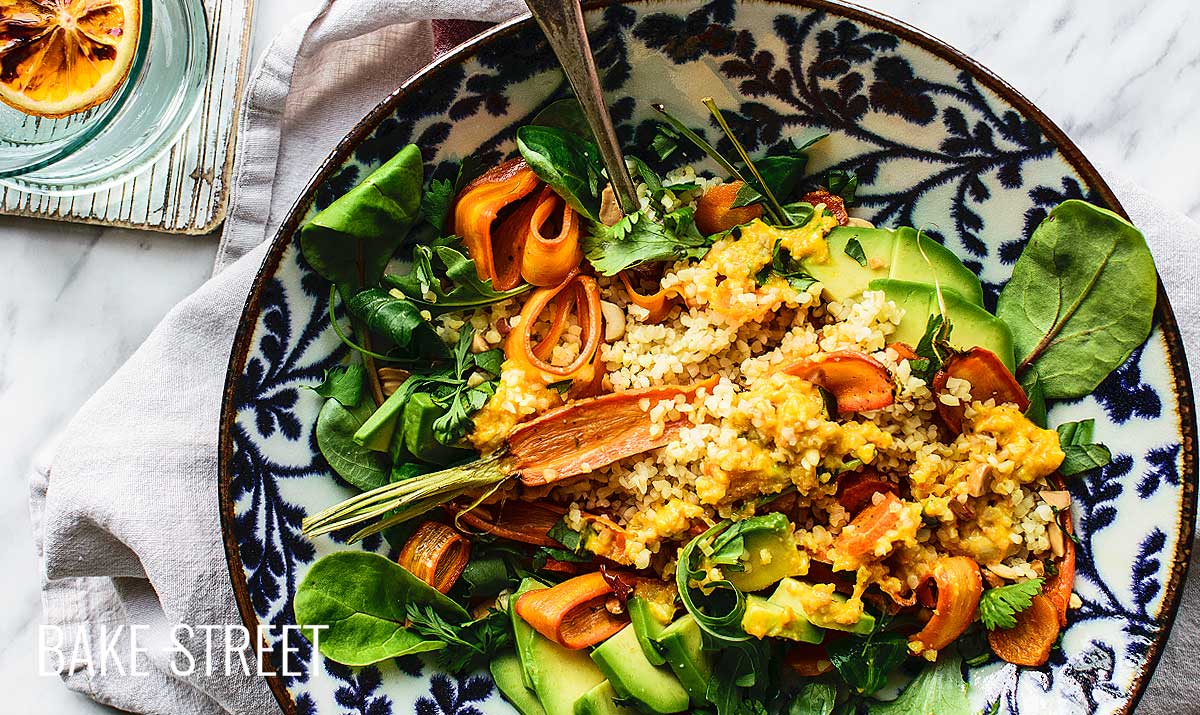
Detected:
left=0, top=0, right=254, bottom=235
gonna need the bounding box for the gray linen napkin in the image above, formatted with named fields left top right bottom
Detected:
left=27, top=2, right=1199, bottom=714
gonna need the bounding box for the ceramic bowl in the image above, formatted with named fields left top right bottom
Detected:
left=218, top=2, right=1197, bottom=713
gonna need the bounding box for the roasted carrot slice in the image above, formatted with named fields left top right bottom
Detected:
left=779, top=351, right=895, bottom=413
left=396, top=521, right=471, bottom=594
left=447, top=500, right=565, bottom=547
left=837, top=471, right=899, bottom=514
left=694, top=181, right=764, bottom=235
left=988, top=594, right=1060, bottom=666
left=1044, top=477, right=1076, bottom=628
left=515, top=572, right=629, bottom=649
left=831, top=491, right=904, bottom=566
left=933, top=347, right=1029, bottom=433
left=619, top=271, right=674, bottom=324
left=909, top=556, right=982, bottom=654
left=508, top=379, right=716, bottom=486
left=453, top=158, right=540, bottom=283
left=801, top=189, right=849, bottom=226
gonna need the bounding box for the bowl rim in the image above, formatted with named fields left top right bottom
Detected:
left=217, top=2, right=1198, bottom=713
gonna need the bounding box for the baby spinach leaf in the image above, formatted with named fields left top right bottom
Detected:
left=1021, top=369, right=1047, bottom=427
left=531, top=97, right=593, bottom=138
left=869, top=654, right=970, bottom=715
left=516, top=125, right=604, bottom=220
left=309, top=364, right=365, bottom=408
left=754, top=134, right=826, bottom=201
left=1056, top=419, right=1112, bottom=476
left=384, top=244, right=530, bottom=314
left=583, top=206, right=714, bottom=275
left=996, top=200, right=1157, bottom=399
left=315, top=394, right=390, bottom=492
left=294, top=551, right=468, bottom=667
left=790, top=682, right=837, bottom=715
left=300, top=144, right=423, bottom=295
left=347, top=288, right=426, bottom=348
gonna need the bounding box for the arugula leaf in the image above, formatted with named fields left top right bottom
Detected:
left=314, top=370, right=390, bottom=491
left=827, top=627, right=908, bottom=695
left=911, top=313, right=954, bottom=384
left=1056, top=419, right=1112, bottom=476
left=300, top=144, right=423, bottom=296
left=869, top=654, right=970, bottom=715
left=979, top=578, right=1044, bottom=630
left=385, top=244, right=530, bottom=314
left=824, top=169, right=859, bottom=205
left=844, top=237, right=868, bottom=266
left=309, top=364, right=365, bottom=408
left=517, top=125, right=604, bottom=221
left=583, top=206, right=715, bottom=276
left=405, top=604, right=512, bottom=674
left=997, top=200, right=1157, bottom=399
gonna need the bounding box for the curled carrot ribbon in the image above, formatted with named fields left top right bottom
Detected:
left=515, top=572, right=629, bottom=649
left=618, top=271, right=674, bottom=324
left=505, top=271, right=604, bottom=396
left=454, top=158, right=540, bottom=284
left=396, top=521, right=471, bottom=594
left=908, top=556, right=982, bottom=654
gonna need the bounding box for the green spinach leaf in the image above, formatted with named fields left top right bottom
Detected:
left=790, top=682, right=837, bottom=715
left=827, top=627, right=907, bottom=696
left=384, top=244, right=530, bottom=314
left=583, top=206, right=714, bottom=275
left=868, top=654, right=970, bottom=715
left=516, top=125, right=604, bottom=221
left=996, top=200, right=1157, bottom=399
left=530, top=97, right=593, bottom=138
left=1021, top=368, right=1047, bottom=427
left=347, top=288, right=426, bottom=347
left=309, top=364, right=365, bottom=408
left=300, top=144, right=423, bottom=295
left=315, top=389, right=390, bottom=491
left=294, top=551, right=468, bottom=667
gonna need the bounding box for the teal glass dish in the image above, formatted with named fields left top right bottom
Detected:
left=0, top=0, right=209, bottom=195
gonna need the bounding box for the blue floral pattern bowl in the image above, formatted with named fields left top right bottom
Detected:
left=218, top=2, right=1197, bottom=713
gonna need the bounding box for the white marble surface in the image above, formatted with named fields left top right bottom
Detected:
left=0, top=0, right=1195, bottom=713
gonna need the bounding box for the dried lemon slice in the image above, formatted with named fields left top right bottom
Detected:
left=0, top=0, right=141, bottom=118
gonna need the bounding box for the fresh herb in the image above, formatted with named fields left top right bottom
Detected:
left=583, top=206, right=714, bottom=275
left=547, top=517, right=585, bottom=553
left=384, top=244, right=530, bottom=315
left=430, top=329, right=504, bottom=445
left=755, top=239, right=818, bottom=291
left=1021, top=368, right=1047, bottom=428
left=650, top=122, right=683, bottom=161
left=629, top=155, right=664, bottom=197
left=547, top=379, right=573, bottom=396
left=314, top=370, right=390, bottom=491
left=405, top=603, right=512, bottom=674
left=790, top=682, right=837, bottom=715
left=458, top=549, right=520, bottom=598
left=979, top=578, right=1044, bottom=630
left=731, top=182, right=764, bottom=208
left=997, top=200, right=1157, bottom=399
left=516, top=124, right=604, bottom=221
left=826, top=624, right=908, bottom=695
left=824, top=169, right=858, bottom=205
left=293, top=551, right=467, bottom=667
left=347, top=287, right=427, bottom=348
left=778, top=201, right=816, bottom=229
left=911, top=313, right=954, bottom=384
left=300, top=144, right=423, bottom=296
left=705, top=637, right=773, bottom=715
left=420, top=179, right=455, bottom=234
left=702, top=98, right=788, bottom=225
left=844, top=237, right=868, bottom=267
left=869, top=654, right=970, bottom=715
left=530, top=97, right=593, bottom=138
left=309, top=364, right=365, bottom=408
left=753, top=133, right=827, bottom=203
left=1056, top=419, right=1113, bottom=476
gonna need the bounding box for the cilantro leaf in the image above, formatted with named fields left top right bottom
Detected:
left=309, top=364, right=365, bottom=408
left=384, top=244, right=530, bottom=314
left=844, top=237, right=868, bottom=266
left=420, top=178, right=455, bottom=234
left=583, top=206, right=714, bottom=275
left=754, top=133, right=827, bottom=201
left=979, top=578, right=1044, bottom=630
left=755, top=238, right=817, bottom=291
left=1056, top=419, right=1112, bottom=476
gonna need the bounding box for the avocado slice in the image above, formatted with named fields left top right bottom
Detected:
left=770, top=578, right=875, bottom=635
left=492, top=651, right=546, bottom=715
left=802, top=226, right=984, bottom=307
left=511, top=579, right=545, bottom=690
left=742, top=595, right=824, bottom=643
left=628, top=597, right=669, bottom=666
left=591, top=625, right=689, bottom=713
left=512, top=578, right=607, bottom=715
left=721, top=526, right=806, bottom=593
left=574, top=681, right=642, bottom=715
left=870, top=278, right=1015, bottom=371
left=352, top=384, right=405, bottom=451
left=401, top=392, right=471, bottom=465
left=652, top=615, right=713, bottom=705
